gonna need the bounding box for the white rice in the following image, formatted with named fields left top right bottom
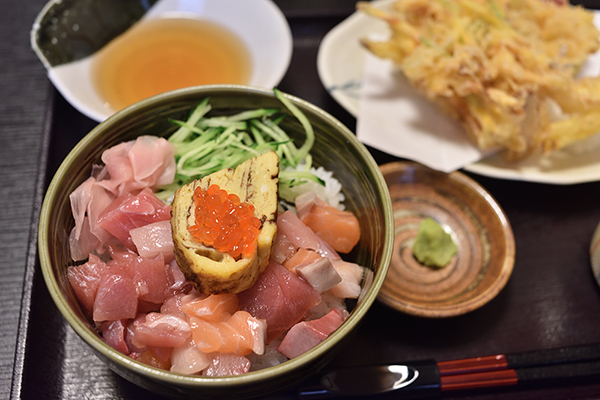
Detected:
left=284, top=164, right=346, bottom=210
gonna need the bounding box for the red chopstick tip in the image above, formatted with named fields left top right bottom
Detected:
left=438, top=354, right=509, bottom=376
left=440, top=369, right=518, bottom=391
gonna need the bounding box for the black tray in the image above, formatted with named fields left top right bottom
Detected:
left=11, top=2, right=600, bottom=399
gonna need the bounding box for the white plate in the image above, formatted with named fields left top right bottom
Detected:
left=33, top=0, right=292, bottom=122
left=317, top=0, right=600, bottom=185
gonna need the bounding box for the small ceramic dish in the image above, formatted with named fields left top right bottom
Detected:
left=378, top=161, right=515, bottom=318
left=31, top=0, right=292, bottom=122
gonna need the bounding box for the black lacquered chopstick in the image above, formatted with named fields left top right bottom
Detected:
left=297, top=343, right=600, bottom=398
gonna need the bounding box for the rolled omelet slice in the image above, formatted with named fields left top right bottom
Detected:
left=171, top=151, right=279, bottom=294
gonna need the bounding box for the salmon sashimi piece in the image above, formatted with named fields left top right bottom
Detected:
left=298, top=194, right=360, bottom=254
left=277, top=307, right=349, bottom=359
left=238, top=261, right=322, bottom=343
left=282, top=248, right=323, bottom=271
left=189, top=311, right=266, bottom=356
left=131, top=312, right=192, bottom=348
left=182, top=293, right=238, bottom=322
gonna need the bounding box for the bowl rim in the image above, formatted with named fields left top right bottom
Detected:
left=37, top=84, right=395, bottom=389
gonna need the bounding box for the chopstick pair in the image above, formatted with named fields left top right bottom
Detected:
left=297, top=342, right=600, bottom=398
left=437, top=342, right=600, bottom=391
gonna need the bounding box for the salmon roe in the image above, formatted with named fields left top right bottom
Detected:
left=188, top=184, right=261, bottom=258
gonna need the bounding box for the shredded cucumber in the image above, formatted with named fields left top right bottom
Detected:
left=156, top=89, right=323, bottom=202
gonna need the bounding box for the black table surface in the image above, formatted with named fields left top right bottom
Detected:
left=4, top=1, right=600, bottom=399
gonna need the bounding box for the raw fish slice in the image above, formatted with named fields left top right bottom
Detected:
left=189, top=316, right=225, bottom=353
left=136, top=348, right=172, bottom=370
left=145, top=346, right=173, bottom=363
left=131, top=312, right=191, bottom=348
left=189, top=311, right=266, bottom=356
left=299, top=196, right=360, bottom=253
left=315, top=236, right=342, bottom=261
left=309, top=291, right=347, bottom=320
left=238, top=261, right=321, bottom=342
left=209, top=321, right=242, bottom=354
left=161, top=290, right=206, bottom=317
left=165, top=259, right=194, bottom=297
left=93, top=264, right=138, bottom=322
left=128, top=253, right=168, bottom=304
left=170, top=337, right=210, bottom=375
left=226, top=311, right=266, bottom=356
left=182, top=293, right=238, bottom=322
left=283, top=248, right=322, bottom=271
left=67, top=254, right=107, bottom=315
left=277, top=210, right=320, bottom=251
left=277, top=307, right=348, bottom=359
left=295, top=257, right=342, bottom=293
left=107, top=244, right=139, bottom=262
left=97, top=187, right=171, bottom=251
left=202, top=353, right=251, bottom=376
left=271, top=229, right=297, bottom=264
left=130, top=220, right=175, bottom=262
left=98, top=319, right=129, bottom=355
left=329, top=260, right=364, bottom=299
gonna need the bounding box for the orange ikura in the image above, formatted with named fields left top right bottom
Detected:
left=188, top=184, right=261, bottom=258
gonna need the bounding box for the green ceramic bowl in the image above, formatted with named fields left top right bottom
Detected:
left=38, top=85, right=394, bottom=399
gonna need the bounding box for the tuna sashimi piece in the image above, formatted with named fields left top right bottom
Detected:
left=299, top=196, right=360, bottom=254
left=170, top=337, right=210, bottom=375
left=130, top=220, right=174, bottom=263
left=277, top=210, right=320, bottom=251
left=127, top=253, right=169, bottom=305
left=67, top=254, right=108, bottom=315
left=202, top=353, right=251, bottom=377
left=107, top=244, right=139, bottom=262
left=165, top=260, right=194, bottom=297
left=295, top=257, right=342, bottom=293
left=189, top=311, right=266, bottom=356
left=277, top=307, right=348, bottom=359
left=131, top=312, right=191, bottom=348
left=282, top=248, right=322, bottom=271
left=238, top=261, right=322, bottom=343
left=93, top=265, right=138, bottom=322
left=329, top=260, right=364, bottom=299
left=98, top=319, right=129, bottom=355
left=98, top=136, right=176, bottom=197
left=97, top=187, right=171, bottom=251
left=182, top=293, right=238, bottom=322
left=271, top=229, right=297, bottom=265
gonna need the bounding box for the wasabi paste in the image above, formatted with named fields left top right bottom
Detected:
left=412, top=218, right=457, bottom=268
